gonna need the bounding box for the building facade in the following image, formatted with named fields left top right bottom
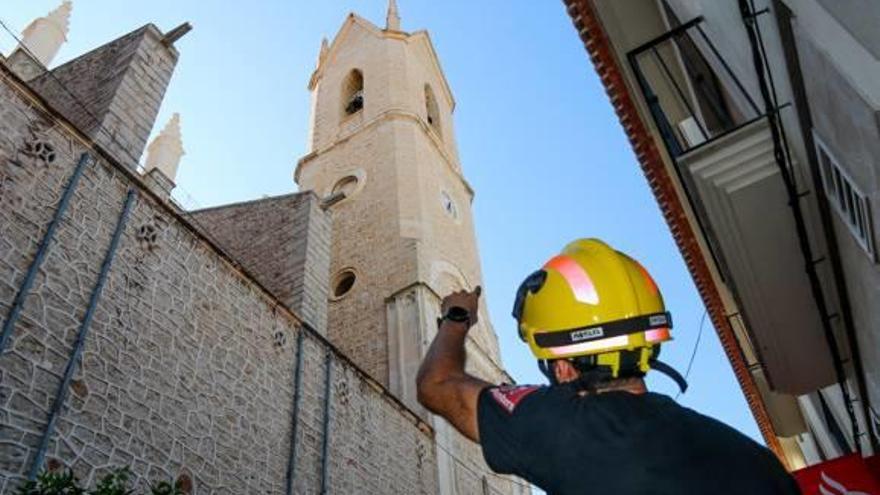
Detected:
left=563, top=0, right=879, bottom=470
left=0, top=1, right=525, bottom=493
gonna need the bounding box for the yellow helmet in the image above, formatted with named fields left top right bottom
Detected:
left=513, top=239, right=685, bottom=390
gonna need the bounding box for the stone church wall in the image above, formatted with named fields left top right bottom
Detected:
left=0, top=67, right=437, bottom=494
left=189, top=194, right=331, bottom=335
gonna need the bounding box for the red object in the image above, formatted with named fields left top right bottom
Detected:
left=793, top=454, right=880, bottom=494
left=488, top=385, right=541, bottom=414
left=868, top=455, right=880, bottom=476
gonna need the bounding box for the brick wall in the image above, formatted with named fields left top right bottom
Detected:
left=0, top=66, right=437, bottom=493
left=189, top=193, right=331, bottom=334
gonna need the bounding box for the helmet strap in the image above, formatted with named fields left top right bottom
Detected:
left=540, top=349, right=691, bottom=394
left=649, top=358, right=689, bottom=394
left=538, top=359, right=557, bottom=385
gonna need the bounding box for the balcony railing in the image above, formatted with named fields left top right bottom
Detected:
left=627, top=17, right=763, bottom=158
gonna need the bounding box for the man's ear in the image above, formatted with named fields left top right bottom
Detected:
left=554, top=359, right=579, bottom=384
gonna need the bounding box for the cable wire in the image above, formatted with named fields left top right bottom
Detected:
left=737, top=0, right=863, bottom=453
left=675, top=309, right=707, bottom=401
left=0, top=16, right=267, bottom=272
left=0, top=17, right=154, bottom=173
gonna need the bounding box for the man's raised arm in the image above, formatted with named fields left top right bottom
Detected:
left=416, top=287, right=492, bottom=442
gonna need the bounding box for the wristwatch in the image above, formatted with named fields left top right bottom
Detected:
left=437, top=306, right=471, bottom=327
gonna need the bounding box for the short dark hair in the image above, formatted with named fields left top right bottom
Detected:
left=540, top=349, right=652, bottom=391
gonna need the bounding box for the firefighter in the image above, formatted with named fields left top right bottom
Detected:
left=416, top=238, right=800, bottom=494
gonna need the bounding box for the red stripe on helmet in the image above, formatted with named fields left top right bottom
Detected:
left=544, top=255, right=599, bottom=305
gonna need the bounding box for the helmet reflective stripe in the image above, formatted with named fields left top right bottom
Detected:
left=532, top=311, right=672, bottom=348
left=645, top=327, right=671, bottom=343
left=544, top=255, right=599, bottom=305
left=546, top=335, right=629, bottom=358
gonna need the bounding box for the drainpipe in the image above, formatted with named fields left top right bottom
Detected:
left=0, top=152, right=91, bottom=354
left=771, top=0, right=878, bottom=455
left=284, top=331, right=305, bottom=495
left=319, top=350, right=333, bottom=494
left=28, top=188, right=137, bottom=480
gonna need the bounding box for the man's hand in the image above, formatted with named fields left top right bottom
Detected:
left=417, top=285, right=491, bottom=442
left=440, top=286, right=481, bottom=327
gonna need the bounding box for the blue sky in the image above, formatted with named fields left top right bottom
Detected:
left=3, top=1, right=761, bottom=441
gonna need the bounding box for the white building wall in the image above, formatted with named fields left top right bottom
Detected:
left=663, top=0, right=880, bottom=453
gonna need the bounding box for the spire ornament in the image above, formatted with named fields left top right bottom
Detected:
left=318, top=37, right=329, bottom=66
left=144, top=113, right=185, bottom=184
left=19, top=0, right=72, bottom=67
left=385, top=0, right=401, bottom=31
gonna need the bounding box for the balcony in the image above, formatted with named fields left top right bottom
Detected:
left=627, top=18, right=836, bottom=395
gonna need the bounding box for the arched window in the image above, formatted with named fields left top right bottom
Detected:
left=332, top=175, right=359, bottom=197
left=424, top=84, right=441, bottom=137
left=343, top=69, right=364, bottom=116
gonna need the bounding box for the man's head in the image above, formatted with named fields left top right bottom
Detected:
left=512, top=238, right=686, bottom=393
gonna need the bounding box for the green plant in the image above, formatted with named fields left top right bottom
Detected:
left=91, top=467, right=133, bottom=495
left=147, top=482, right=183, bottom=495
left=16, top=469, right=85, bottom=495
left=15, top=467, right=184, bottom=495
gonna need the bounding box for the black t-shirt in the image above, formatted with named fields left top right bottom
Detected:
left=477, top=384, right=800, bottom=495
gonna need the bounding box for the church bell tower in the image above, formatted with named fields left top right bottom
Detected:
left=294, top=9, right=522, bottom=488
left=295, top=3, right=509, bottom=411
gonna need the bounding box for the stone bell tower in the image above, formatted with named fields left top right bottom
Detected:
left=295, top=4, right=509, bottom=411
left=295, top=7, right=520, bottom=491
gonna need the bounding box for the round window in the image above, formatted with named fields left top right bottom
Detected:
left=440, top=191, right=458, bottom=219
left=332, top=269, right=357, bottom=299
left=332, top=175, right=359, bottom=197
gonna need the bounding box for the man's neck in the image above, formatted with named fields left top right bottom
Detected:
left=600, top=378, right=647, bottom=394
left=572, top=377, right=648, bottom=396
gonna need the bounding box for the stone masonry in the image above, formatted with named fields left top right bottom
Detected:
left=294, top=12, right=523, bottom=495
left=296, top=13, right=507, bottom=404
left=189, top=193, right=331, bottom=335
left=0, top=63, right=445, bottom=493
left=6, top=50, right=46, bottom=83
left=0, top=7, right=529, bottom=494
left=27, top=24, right=178, bottom=170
